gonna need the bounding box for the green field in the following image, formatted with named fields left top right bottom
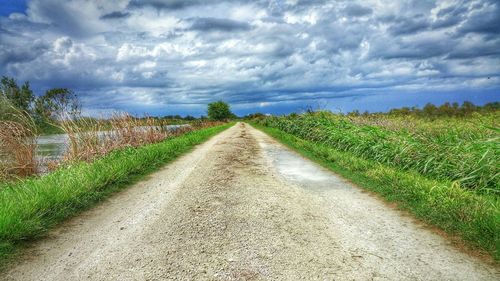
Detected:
left=0, top=123, right=232, bottom=263
left=252, top=111, right=499, bottom=259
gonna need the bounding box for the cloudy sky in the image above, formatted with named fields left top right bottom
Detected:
left=0, top=0, right=499, bottom=116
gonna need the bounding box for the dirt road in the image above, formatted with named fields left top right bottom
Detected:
left=3, top=123, right=498, bottom=280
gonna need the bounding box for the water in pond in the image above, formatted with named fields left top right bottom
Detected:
left=34, top=125, right=191, bottom=171
left=36, top=134, right=69, bottom=159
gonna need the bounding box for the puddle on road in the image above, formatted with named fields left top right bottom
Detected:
left=261, top=142, right=348, bottom=191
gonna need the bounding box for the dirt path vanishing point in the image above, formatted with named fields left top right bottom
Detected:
left=2, top=123, right=499, bottom=280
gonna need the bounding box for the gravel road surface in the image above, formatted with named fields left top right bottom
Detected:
left=3, top=123, right=498, bottom=280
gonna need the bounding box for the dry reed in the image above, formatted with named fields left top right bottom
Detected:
left=0, top=111, right=38, bottom=179
left=0, top=107, right=225, bottom=179
left=60, top=113, right=224, bottom=164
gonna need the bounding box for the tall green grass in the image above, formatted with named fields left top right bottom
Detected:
left=252, top=123, right=499, bottom=260
left=0, top=123, right=232, bottom=262
left=257, top=112, right=499, bottom=194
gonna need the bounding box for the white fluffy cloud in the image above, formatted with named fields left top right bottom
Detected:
left=0, top=0, right=499, bottom=115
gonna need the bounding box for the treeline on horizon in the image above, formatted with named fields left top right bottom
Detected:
left=1, top=75, right=498, bottom=123
left=360, top=101, right=499, bottom=117
left=245, top=100, right=499, bottom=119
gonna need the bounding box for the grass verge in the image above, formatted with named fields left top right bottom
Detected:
left=255, top=112, right=499, bottom=193
left=0, top=123, right=233, bottom=264
left=251, top=123, right=499, bottom=261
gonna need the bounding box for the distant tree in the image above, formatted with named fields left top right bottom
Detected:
left=184, top=115, right=196, bottom=120
left=347, top=110, right=360, bottom=117
left=34, top=88, right=80, bottom=121
left=0, top=76, right=34, bottom=114
left=422, top=103, right=437, bottom=117
left=483, top=102, right=499, bottom=111
left=461, top=101, right=476, bottom=116
left=245, top=112, right=265, bottom=119
left=438, top=102, right=453, bottom=116
left=207, top=101, right=233, bottom=120
left=388, top=106, right=411, bottom=116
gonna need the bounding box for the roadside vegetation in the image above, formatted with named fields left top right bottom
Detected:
left=0, top=103, right=223, bottom=180
left=0, top=122, right=233, bottom=262
left=251, top=102, right=499, bottom=260
left=0, top=76, right=234, bottom=262
left=58, top=115, right=222, bottom=165
left=0, top=76, right=229, bottom=180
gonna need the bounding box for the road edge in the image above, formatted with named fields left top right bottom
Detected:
left=0, top=122, right=235, bottom=268
left=249, top=122, right=499, bottom=265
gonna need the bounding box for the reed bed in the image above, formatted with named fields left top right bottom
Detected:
left=0, top=121, right=37, bottom=178
left=59, top=114, right=223, bottom=164
left=257, top=111, right=499, bottom=194
left=0, top=110, right=224, bottom=180
left=0, top=110, right=38, bottom=179
left=60, top=114, right=169, bottom=163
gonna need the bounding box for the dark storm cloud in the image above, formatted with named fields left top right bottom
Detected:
left=343, top=4, right=372, bottom=17
left=457, top=2, right=500, bottom=34
left=188, top=17, right=251, bottom=32
left=0, top=0, right=498, bottom=115
left=100, top=11, right=131, bottom=20
left=431, top=5, right=467, bottom=28
left=24, top=0, right=93, bottom=37
left=0, top=42, right=48, bottom=65
left=388, top=16, right=429, bottom=35
left=128, top=0, right=220, bottom=10
left=447, top=37, right=500, bottom=59
left=0, top=14, right=49, bottom=35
